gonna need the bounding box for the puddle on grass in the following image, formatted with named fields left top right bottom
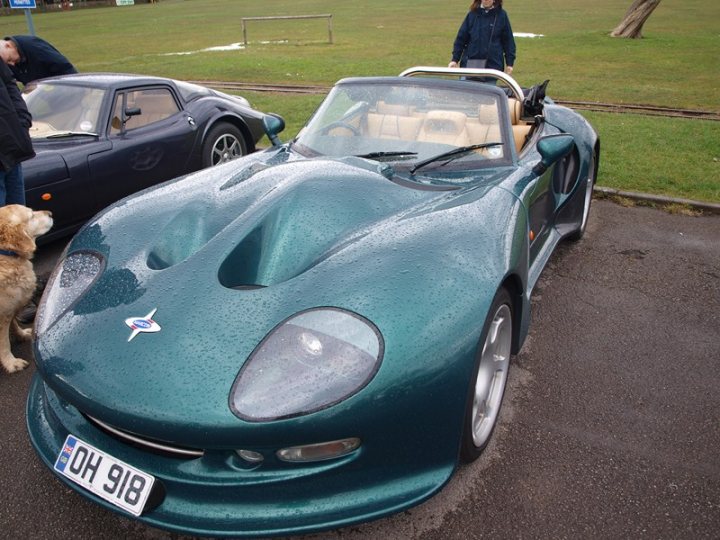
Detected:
left=161, top=40, right=289, bottom=56
left=162, top=34, right=542, bottom=57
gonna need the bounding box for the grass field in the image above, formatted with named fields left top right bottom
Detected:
left=1, top=0, right=718, bottom=202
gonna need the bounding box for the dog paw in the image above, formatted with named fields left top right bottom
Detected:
left=2, top=357, right=29, bottom=373
left=15, top=327, right=33, bottom=342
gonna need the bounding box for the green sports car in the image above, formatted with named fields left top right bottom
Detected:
left=27, top=67, right=599, bottom=537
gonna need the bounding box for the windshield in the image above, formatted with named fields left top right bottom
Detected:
left=294, top=80, right=510, bottom=172
left=24, top=82, right=105, bottom=137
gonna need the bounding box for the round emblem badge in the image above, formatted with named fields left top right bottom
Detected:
left=125, top=308, right=161, bottom=342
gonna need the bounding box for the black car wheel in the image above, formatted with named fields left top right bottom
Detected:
left=202, top=122, right=248, bottom=167
left=460, top=287, right=513, bottom=463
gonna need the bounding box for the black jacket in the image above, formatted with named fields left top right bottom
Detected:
left=451, top=7, right=516, bottom=71
left=6, top=35, right=77, bottom=85
left=0, top=62, right=34, bottom=172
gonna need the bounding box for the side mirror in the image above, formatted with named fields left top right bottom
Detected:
left=263, top=113, right=286, bottom=147
left=533, top=134, right=574, bottom=176
left=117, top=107, right=143, bottom=133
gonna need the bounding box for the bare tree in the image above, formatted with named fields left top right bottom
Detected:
left=611, top=0, right=661, bottom=38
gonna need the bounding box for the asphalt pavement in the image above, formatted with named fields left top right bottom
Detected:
left=2, top=199, right=719, bottom=539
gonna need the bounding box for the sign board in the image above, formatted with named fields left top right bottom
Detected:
left=116, top=0, right=135, bottom=5
left=9, top=0, right=37, bottom=8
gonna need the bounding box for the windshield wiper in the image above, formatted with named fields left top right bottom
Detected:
left=410, top=142, right=503, bottom=174
left=44, top=131, right=99, bottom=139
left=355, top=151, right=418, bottom=160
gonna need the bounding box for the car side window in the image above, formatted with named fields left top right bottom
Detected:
left=110, top=88, right=180, bottom=135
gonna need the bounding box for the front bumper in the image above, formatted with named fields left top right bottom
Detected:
left=26, top=374, right=454, bottom=537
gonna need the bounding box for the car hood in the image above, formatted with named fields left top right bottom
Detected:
left=23, top=137, right=108, bottom=188
left=21, top=144, right=73, bottom=189
left=29, top=136, right=99, bottom=157
left=35, top=150, right=520, bottom=443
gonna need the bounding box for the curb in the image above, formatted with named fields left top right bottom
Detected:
left=594, top=186, right=720, bottom=215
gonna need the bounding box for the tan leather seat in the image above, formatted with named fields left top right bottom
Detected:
left=508, top=98, right=532, bottom=152
left=376, top=101, right=415, bottom=116
left=366, top=113, right=422, bottom=140
left=508, top=98, right=522, bottom=124
left=466, top=104, right=499, bottom=144
left=417, top=110, right=470, bottom=146
left=363, top=101, right=422, bottom=140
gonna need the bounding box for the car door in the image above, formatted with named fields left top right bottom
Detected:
left=526, top=163, right=556, bottom=262
left=87, top=85, right=199, bottom=211
left=526, top=132, right=583, bottom=261
left=23, top=144, right=104, bottom=232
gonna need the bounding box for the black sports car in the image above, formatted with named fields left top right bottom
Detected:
left=22, top=73, right=273, bottom=242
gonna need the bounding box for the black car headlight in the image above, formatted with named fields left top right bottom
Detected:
left=36, top=250, right=105, bottom=336
left=230, top=308, right=384, bottom=422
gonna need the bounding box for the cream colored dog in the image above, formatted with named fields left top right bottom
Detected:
left=0, top=204, right=53, bottom=373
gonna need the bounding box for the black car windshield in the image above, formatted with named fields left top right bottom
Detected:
left=294, top=80, right=510, bottom=172
left=23, top=82, right=105, bottom=138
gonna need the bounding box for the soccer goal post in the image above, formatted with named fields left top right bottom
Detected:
left=241, top=14, right=333, bottom=46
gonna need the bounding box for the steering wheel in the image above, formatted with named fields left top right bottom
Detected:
left=320, top=120, right=361, bottom=136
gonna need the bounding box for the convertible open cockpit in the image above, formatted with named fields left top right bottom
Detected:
left=296, top=67, right=546, bottom=170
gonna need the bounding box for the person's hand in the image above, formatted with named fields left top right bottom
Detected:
left=505, top=65, right=514, bottom=75
left=448, top=61, right=459, bottom=68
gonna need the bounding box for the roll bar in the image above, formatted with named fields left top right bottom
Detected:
left=398, top=66, right=525, bottom=103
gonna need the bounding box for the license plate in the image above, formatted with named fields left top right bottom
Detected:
left=54, top=434, right=155, bottom=516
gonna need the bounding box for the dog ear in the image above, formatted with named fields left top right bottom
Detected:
left=17, top=225, right=37, bottom=256
left=0, top=209, right=36, bottom=257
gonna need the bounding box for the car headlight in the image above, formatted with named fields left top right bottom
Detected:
left=36, top=250, right=105, bottom=336
left=230, top=308, right=384, bottom=422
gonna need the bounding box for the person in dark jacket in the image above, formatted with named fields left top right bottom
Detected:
left=0, top=61, right=34, bottom=206
left=0, top=35, right=76, bottom=86
left=449, top=0, right=516, bottom=75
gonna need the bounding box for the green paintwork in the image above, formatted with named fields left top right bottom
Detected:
left=27, top=76, right=598, bottom=537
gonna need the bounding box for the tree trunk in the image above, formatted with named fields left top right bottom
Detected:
left=611, top=0, right=661, bottom=38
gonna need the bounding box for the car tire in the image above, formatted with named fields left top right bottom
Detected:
left=566, top=150, right=597, bottom=241
left=202, top=122, right=248, bottom=167
left=460, top=287, right=513, bottom=463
